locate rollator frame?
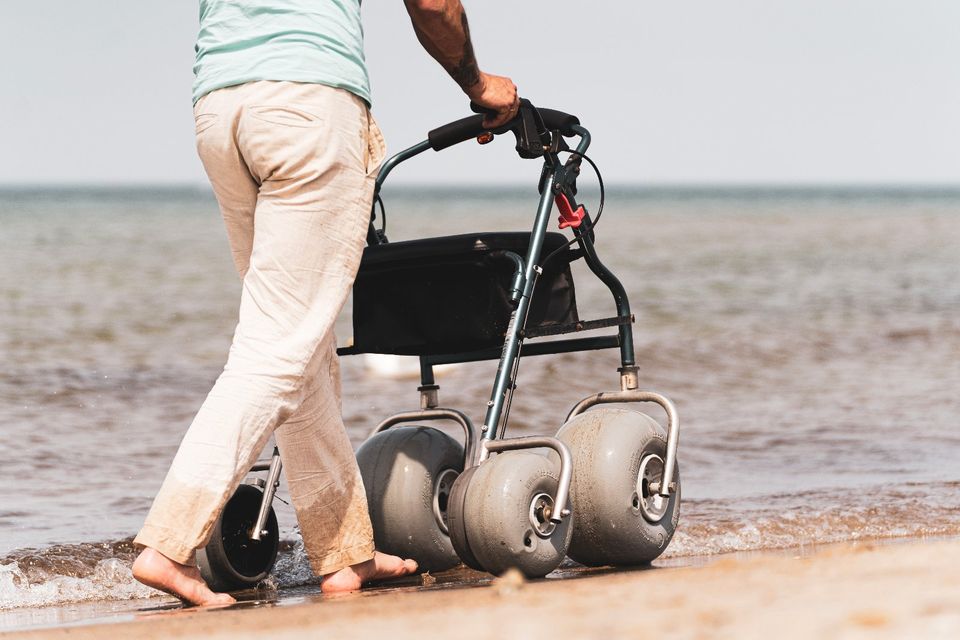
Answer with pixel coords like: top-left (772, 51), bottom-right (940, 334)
top-left (247, 100), bottom-right (680, 540)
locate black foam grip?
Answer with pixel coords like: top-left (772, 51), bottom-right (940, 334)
top-left (428, 114), bottom-right (487, 151)
top-left (426, 107), bottom-right (581, 152)
top-left (538, 108), bottom-right (580, 137)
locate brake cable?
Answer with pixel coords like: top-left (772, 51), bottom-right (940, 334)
top-left (374, 192), bottom-right (387, 238)
top-left (538, 149), bottom-right (606, 270)
top-left (504, 149), bottom-right (604, 437)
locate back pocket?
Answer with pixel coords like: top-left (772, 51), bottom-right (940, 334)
top-left (194, 113), bottom-right (218, 135)
top-left (248, 105), bottom-right (323, 128)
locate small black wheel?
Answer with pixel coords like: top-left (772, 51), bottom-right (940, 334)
top-left (557, 407), bottom-right (680, 567)
top-left (197, 483), bottom-right (279, 591)
top-left (356, 426), bottom-right (464, 572)
top-left (459, 451), bottom-right (573, 578)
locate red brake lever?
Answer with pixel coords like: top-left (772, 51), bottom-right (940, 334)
top-left (555, 192), bottom-right (585, 229)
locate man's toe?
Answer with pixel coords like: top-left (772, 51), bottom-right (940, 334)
top-left (210, 592), bottom-right (237, 606)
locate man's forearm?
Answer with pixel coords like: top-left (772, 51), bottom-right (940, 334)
top-left (404, 0), bottom-right (482, 96)
top-left (404, 0), bottom-right (518, 127)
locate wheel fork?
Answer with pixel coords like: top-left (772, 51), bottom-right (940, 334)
top-left (566, 388), bottom-right (680, 499)
top-left (479, 436), bottom-right (573, 524)
top-left (248, 447), bottom-right (282, 541)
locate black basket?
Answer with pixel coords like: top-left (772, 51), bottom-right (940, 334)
top-left (352, 232), bottom-right (579, 355)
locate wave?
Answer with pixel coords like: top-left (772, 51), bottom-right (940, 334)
top-left (3, 481), bottom-right (959, 611)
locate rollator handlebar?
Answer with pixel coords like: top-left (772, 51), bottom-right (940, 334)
top-left (427, 113), bottom-right (493, 152)
top-left (427, 98), bottom-right (581, 153)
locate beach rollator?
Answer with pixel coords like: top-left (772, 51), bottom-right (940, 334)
top-left (197, 99), bottom-right (682, 588)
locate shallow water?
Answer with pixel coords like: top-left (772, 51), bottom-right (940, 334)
top-left (1, 185), bottom-right (959, 611)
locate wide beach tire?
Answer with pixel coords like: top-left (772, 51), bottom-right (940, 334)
top-left (356, 426), bottom-right (464, 573)
top-left (446, 465), bottom-right (484, 571)
top-left (557, 407), bottom-right (680, 567)
top-left (458, 451), bottom-right (572, 578)
top-left (197, 483), bottom-right (280, 592)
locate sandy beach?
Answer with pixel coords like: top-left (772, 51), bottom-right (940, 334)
top-left (4, 537), bottom-right (958, 639)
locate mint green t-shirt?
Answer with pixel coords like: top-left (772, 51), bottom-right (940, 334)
top-left (192, 0), bottom-right (370, 105)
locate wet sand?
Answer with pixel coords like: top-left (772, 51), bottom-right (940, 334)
top-left (5, 537), bottom-right (959, 639)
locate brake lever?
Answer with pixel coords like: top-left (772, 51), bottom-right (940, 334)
top-left (514, 107), bottom-right (546, 159)
top-left (469, 99), bottom-right (551, 159)
top-left (563, 152), bottom-right (581, 196)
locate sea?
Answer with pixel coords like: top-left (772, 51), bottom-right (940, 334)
top-left (1, 185), bottom-right (958, 619)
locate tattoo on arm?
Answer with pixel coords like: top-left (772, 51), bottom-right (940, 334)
top-left (448, 10), bottom-right (480, 90)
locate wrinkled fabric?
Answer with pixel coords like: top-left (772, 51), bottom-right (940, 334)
top-left (135, 80), bottom-right (385, 576)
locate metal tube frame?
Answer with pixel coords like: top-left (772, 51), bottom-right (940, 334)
top-left (367, 140), bottom-right (432, 245)
top-left (480, 176), bottom-right (556, 442)
top-left (249, 447), bottom-right (282, 541)
top-left (566, 390), bottom-right (680, 498)
top-left (480, 436), bottom-right (572, 523)
top-left (371, 408), bottom-right (479, 469)
top-left (361, 135), bottom-right (581, 522)
top-left (566, 124), bottom-right (636, 368)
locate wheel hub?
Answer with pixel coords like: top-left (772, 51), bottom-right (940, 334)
top-left (635, 453), bottom-right (669, 523)
top-left (529, 493), bottom-right (557, 537)
top-left (433, 468), bottom-right (459, 534)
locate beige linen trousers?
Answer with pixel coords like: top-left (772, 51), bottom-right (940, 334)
top-left (134, 81), bottom-right (385, 576)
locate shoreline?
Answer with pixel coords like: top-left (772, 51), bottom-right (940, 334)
top-left (4, 536), bottom-right (959, 639)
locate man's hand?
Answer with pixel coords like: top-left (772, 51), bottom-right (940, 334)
top-left (467, 72), bottom-right (519, 128)
top-left (405, 0), bottom-right (519, 128)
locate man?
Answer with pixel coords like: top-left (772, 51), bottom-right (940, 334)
top-left (131, 0), bottom-right (519, 606)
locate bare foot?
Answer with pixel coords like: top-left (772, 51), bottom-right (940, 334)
top-left (132, 547), bottom-right (236, 606)
top-left (321, 552), bottom-right (418, 594)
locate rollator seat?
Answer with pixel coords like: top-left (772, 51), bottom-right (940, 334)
top-left (352, 232), bottom-right (580, 356)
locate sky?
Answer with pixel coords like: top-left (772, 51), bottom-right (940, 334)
top-left (0, 1), bottom-right (958, 186)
